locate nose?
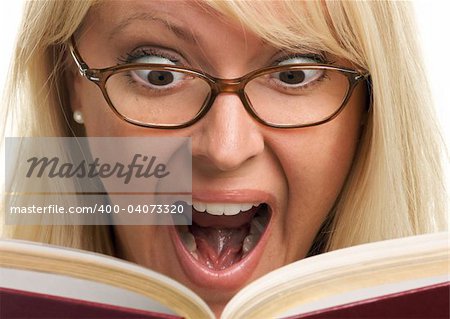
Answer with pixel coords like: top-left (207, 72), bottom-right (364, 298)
top-left (192, 93), bottom-right (264, 172)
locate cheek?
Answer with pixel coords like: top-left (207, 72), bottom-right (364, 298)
top-left (78, 80), bottom-right (133, 136)
top-left (295, 125), bottom-right (358, 203)
top-left (275, 88), bottom-right (364, 220)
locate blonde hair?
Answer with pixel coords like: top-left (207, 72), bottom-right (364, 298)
top-left (1, 0), bottom-right (447, 254)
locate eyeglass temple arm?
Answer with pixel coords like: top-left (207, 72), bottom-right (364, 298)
top-left (68, 36), bottom-right (101, 81)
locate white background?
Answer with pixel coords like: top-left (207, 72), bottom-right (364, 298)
top-left (0, 1), bottom-right (448, 198)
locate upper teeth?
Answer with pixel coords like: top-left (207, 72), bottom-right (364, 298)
top-left (192, 202), bottom-right (260, 216)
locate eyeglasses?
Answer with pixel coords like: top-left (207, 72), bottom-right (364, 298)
top-left (69, 37), bottom-right (369, 129)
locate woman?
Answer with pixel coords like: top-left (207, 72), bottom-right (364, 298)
top-left (1, 0), bottom-right (447, 316)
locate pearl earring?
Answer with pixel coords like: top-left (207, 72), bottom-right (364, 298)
top-left (73, 110), bottom-right (84, 124)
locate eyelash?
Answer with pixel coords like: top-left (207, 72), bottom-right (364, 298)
top-left (117, 48), bottom-right (181, 65)
top-left (273, 52), bottom-right (330, 65)
top-left (117, 48), bottom-right (334, 69)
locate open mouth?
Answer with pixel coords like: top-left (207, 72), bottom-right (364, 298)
top-left (175, 202), bottom-right (271, 271)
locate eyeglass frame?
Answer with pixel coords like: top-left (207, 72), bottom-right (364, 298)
top-left (68, 36), bottom-right (370, 129)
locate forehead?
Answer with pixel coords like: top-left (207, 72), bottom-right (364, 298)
top-left (85, 0), bottom-right (253, 41)
top-left (82, 0), bottom-right (327, 48)
top-left (78, 0), bottom-right (354, 73)
top-left (80, 0), bottom-right (275, 73)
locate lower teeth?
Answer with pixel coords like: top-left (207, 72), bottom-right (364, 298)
top-left (242, 234), bottom-right (257, 254)
top-left (250, 215), bottom-right (266, 235)
top-left (178, 205), bottom-right (269, 264)
top-left (180, 231), bottom-right (197, 252)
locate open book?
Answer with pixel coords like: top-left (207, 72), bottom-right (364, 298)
top-left (1, 232), bottom-right (449, 319)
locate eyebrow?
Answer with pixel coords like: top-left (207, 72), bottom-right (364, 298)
top-left (108, 12), bottom-right (199, 44)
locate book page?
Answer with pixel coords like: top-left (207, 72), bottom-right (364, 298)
top-left (0, 239), bottom-right (214, 319)
top-left (222, 232), bottom-right (449, 319)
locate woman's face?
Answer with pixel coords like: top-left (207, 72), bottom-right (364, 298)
top-left (70, 0), bottom-right (366, 314)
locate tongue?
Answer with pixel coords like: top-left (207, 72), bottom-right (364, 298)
top-left (190, 224), bottom-right (249, 270)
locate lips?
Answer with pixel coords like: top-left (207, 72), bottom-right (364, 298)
top-left (170, 191), bottom-right (274, 290)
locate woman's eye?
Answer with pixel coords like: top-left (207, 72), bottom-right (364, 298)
top-left (275, 69), bottom-right (323, 87)
top-left (272, 56), bottom-right (324, 88)
top-left (129, 55), bottom-right (184, 89)
top-left (133, 69), bottom-right (183, 87)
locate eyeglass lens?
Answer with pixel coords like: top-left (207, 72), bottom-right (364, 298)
top-left (105, 67), bottom-right (349, 126)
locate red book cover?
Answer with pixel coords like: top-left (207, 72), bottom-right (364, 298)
top-left (2, 282), bottom-right (449, 319)
top-left (286, 282), bottom-right (450, 319)
top-left (0, 287), bottom-right (183, 319)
